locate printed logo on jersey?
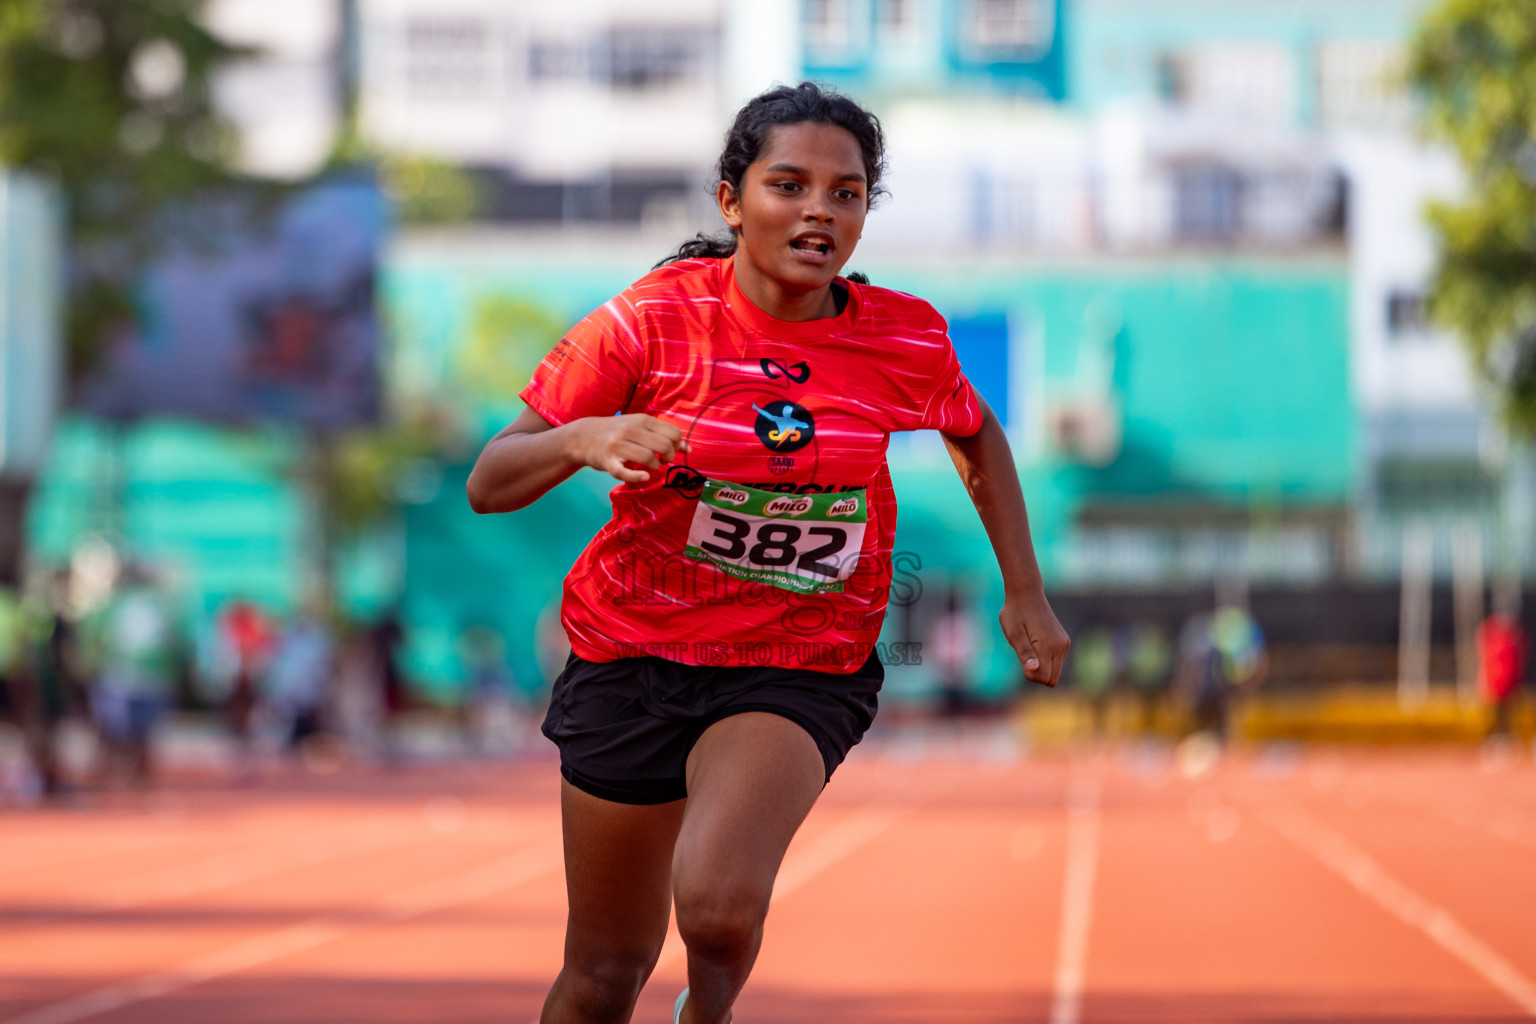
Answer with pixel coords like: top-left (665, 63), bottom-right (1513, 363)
top-left (760, 358), bottom-right (810, 383)
top-left (662, 465), bottom-right (707, 498)
top-left (753, 401), bottom-right (815, 453)
top-left (709, 357), bottom-right (811, 390)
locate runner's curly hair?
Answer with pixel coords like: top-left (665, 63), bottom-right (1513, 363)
top-left (656, 81), bottom-right (885, 276)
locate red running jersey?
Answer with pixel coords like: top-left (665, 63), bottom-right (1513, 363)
top-left (520, 256), bottom-right (983, 673)
top-left (1478, 615), bottom-right (1528, 702)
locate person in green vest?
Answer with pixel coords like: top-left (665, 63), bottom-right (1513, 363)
top-left (1118, 621), bottom-right (1173, 736)
top-left (0, 583), bottom-right (30, 798)
top-left (84, 563), bottom-right (184, 788)
top-left (1072, 626), bottom-right (1118, 739)
top-left (15, 569), bottom-right (81, 799)
top-left (0, 583), bottom-right (25, 712)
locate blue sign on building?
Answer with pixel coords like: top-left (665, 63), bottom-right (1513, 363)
top-left (78, 177), bottom-right (390, 429)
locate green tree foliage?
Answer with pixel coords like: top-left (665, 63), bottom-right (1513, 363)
top-left (332, 408), bottom-right (468, 538)
top-left (379, 154), bottom-right (481, 225)
top-left (0, 0), bottom-right (247, 377)
top-left (1410, 0), bottom-right (1536, 435)
top-left (456, 296), bottom-right (565, 405)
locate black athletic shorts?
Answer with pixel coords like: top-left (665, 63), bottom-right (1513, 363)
top-left (542, 649), bottom-right (884, 805)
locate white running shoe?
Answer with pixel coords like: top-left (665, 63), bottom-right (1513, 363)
top-left (673, 988), bottom-right (689, 1024)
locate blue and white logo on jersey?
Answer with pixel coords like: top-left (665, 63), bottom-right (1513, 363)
top-left (753, 401), bottom-right (815, 453)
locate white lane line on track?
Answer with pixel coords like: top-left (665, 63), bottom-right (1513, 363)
top-left (1050, 776), bottom-right (1102, 1024)
top-left (0, 835), bottom-right (186, 880)
top-left (650, 804), bottom-right (909, 973)
top-left (770, 805), bottom-right (908, 905)
top-left (0, 840), bottom-right (563, 1024)
top-left (1376, 786), bottom-right (1536, 858)
top-left (1262, 806), bottom-right (1536, 1018)
top-left (31, 820), bottom-right (422, 919)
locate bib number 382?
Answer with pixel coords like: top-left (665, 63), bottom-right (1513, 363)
top-left (683, 480), bottom-right (868, 594)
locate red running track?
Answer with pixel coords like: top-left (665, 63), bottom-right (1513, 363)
top-left (3, 736), bottom-right (1536, 1023)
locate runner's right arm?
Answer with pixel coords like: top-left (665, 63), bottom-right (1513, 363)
top-left (466, 408), bottom-right (688, 514)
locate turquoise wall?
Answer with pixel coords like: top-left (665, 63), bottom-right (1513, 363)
top-left (872, 257), bottom-right (1354, 506)
top-left (30, 419), bottom-right (301, 615)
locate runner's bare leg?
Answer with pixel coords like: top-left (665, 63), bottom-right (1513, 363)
top-left (541, 781), bottom-right (685, 1024)
top-left (673, 712), bottom-right (826, 1024)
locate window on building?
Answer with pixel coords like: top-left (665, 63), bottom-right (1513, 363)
top-left (877, 0), bottom-right (917, 39)
top-left (1317, 40), bottom-right (1410, 128)
top-left (1154, 52), bottom-right (1188, 103)
top-left (806, 0), bottom-right (854, 52)
top-left (1376, 457), bottom-right (1497, 513)
top-left (968, 170), bottom-right (1035, 245)
top-left (1172, 164), bottom-right (1243, 242)
top-left (531, 28), bottom-right (715, 90)
top-left (806, 0), bottom-right (872, 63)
top-left (962, 0), bottom-right (1053, 57)
top-left (608, 27), bottom-right (715, 89)
top-left (403, 17), bottom-right (493, 99)
top-left (1386, 290), bottom-right (1428, 337)
top-left (1243, 170), bottom-right (1342, 244)
top-left (1162, 42), bottom-right (1295, 122)
top-left (529, 39), bottom-right (587, 82)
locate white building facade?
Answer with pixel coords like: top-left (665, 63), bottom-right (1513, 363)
top-left (353, 0), bottom-right (728, 224)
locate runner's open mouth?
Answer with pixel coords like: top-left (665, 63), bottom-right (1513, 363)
top-left (791, 238), bottom-right (832, 255)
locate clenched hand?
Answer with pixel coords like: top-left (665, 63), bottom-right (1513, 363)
top-left (570, 414), bottom-right (689, 484)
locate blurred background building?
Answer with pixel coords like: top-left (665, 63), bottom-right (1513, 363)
top-left (12, 0), bottom-right (1524, 718)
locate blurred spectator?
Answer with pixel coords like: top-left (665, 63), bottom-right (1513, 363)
top-left (0, 583), bottom-right (25, 729)
top-left (265, 608), bottom-right (334, 753)
top-left (83, 563), bottom-right (185, 788)
top-left (332, 621), bottom-right (386, 761)
top-left (926, 589), bottom-right (979, 719)
top-left (535, 599), bottom-right (571, 689)
top-left (1477, 603), bottom-right (1528, 738)
top-left (0, 582), bottom-right (36, 800)
top-left (216, 599), bottom-right (275, 779)
top-left (1176, 610), bottom-right (1221, 737)
top-left (369, 607), bottom-right (408, 738)
top-left (20, 570), bottom-right (82, 797)
top-left (1213, 604), bottom-right (1268, 691)
top-left (1178, 603), bottom-right (1268, 741)
top-left (1117, 621), bottom-right (1172, 735)
top-left (1072, 626), bottom-right (1118, 737)
top-left (459, 624), bottom-right (519, 754)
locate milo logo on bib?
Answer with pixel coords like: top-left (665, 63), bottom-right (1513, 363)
top-left (827, 497), bottom-right (860, 517)
top-left (763, 496), bottom-right (813, 517)
top-left (684, 480), bottom-right (868, 594)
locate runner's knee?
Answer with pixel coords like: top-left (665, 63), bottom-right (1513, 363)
top-left (563, 951), bottom-right (654, 1021)
top-left (673, 882), bottom-right (768, 962)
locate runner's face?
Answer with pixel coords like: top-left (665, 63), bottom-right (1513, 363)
top-left (720, 122), bottom-right (868, 297)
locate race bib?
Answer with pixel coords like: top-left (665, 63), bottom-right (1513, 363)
top-left (684, 480), bottom-right (868, 594)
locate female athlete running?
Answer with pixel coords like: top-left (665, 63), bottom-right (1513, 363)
top-left (467, 82), bottom-right (1069, 1024)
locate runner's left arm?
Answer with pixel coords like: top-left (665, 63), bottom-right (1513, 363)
top-left (940, 399), bottom-right (1070, 687)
